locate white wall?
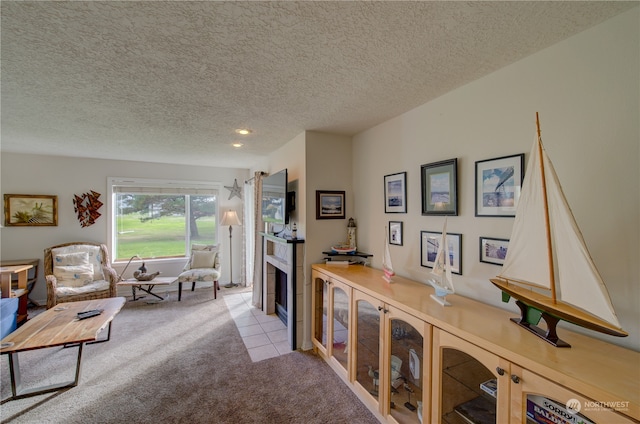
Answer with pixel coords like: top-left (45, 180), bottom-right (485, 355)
top-left (1, 152), bottom-right (249, 303)
top-left (353, 8), bottom-right (639, 350)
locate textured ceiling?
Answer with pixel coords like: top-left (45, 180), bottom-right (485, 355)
top-left (1, 1), bottom-right (635, 168)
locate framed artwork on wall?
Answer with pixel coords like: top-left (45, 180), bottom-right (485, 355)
top-left (421, 159), bottom-right (458, 215)
top-left (389, 221), bottom-right (403, 246)
top-left (384, 172), bottom-right (407, 213)
top-left (475, 153), bottom-right (525, 217)
top-left (479, 236), bottom-right (509, 266)
top-left (4, 194), bottom-right (58, 226)
top-left (316, 190), bottom-right (345, 220)
top-left (420, 230), bottom-right (462, 275)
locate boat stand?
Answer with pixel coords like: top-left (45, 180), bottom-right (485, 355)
top-left (512, 300), bottom-right (571, 348)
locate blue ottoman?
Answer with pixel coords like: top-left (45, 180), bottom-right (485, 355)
top-left (1, 297), bottom-right (19, 339)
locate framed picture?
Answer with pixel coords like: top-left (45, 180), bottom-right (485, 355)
top-left (420, 230), bottom-right (462, 275)
top-left (389, 221), bottom-right (403, 246)
top-left (479, 236), bottom-right (509, 266)
top-left (4, 194), bottom-right (58, 226)
top-left (475, 153), bottom-right (525, 217)
top-left (421, 158), bottom-right (458, 215)
top-left (384, 172), bottom-right (407, 213)
top-left (316, 190), bottom-right (345, 220)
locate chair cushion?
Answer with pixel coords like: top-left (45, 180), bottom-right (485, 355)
top-left (177, 268), bottom-right (221, 283)
top-left (191, 250), bottom-right (216, 269)
top-left (52, 245), bottom-right (105, 280)
top-left (53, 264), bottom-right (94, 287)
top-left (183, 244), bottom-right (220, 271)
top-left (54, 252), bottom-right (89, 266)
top-left (55, 279), bottom-right (110, 296)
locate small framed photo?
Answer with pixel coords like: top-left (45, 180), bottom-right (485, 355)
top-left (4, 194), bottom-right (58, 226)
top-left (316, 190), bottom-right (345, 220)
top-left (420, 230), bottom-right (462, 275)
top-left (384, 172), bottom-right (407, 213)
top-left (389, 221), bottom-right (403, 246)
top-left (475, 153), bottom-right (525, 217)
top-left (421, 158), bottom-right (458, 215)
top-left (479, 236), bottom-right (509, 266)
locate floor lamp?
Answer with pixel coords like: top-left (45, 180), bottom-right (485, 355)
top-left (221, 210), bottom-right (242, 288)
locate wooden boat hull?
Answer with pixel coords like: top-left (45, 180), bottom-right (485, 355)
top-left (490, 278), bottom-right (628, 338)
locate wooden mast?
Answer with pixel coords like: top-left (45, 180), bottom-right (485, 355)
top-left (536, 112), bottom-right (557, 303)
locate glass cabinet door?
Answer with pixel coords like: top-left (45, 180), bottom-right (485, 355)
top-left (512, 365), bottom-right (637, 424)
top-left (330, 284), bottom-right (350, 372)
top-left (354, 291), bottom-right (383, 405)
top-left (432, 328), bottom-right (508, 424)
top-left (386, 307), bottom-right (429, 424)
top-left (312, 275), bottom-right (329, 353)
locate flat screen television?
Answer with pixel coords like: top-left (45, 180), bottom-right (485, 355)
top-left (262, 169), bottom-right (294, 226)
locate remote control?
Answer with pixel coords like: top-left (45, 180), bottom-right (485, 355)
top-left (77, 309), bottom-right (103, 320)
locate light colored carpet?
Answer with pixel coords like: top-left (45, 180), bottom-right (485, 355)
top-left (1, 287), bottom-right (379, 423)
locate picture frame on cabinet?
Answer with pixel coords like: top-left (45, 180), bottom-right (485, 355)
top-left (384, 172), bottom-right (407, 213)
top-left (475, 153), bottom-right (525, 217)
top-left (4, 194), bottom-right (58, 226)
top-left (316, 190), bottom-right (345, 220)
top-left (479, 236), bottom-right (509, 266)
top-left (389, 221), bottom-right (403, 246)
top-left (420, 230), bottom-right (462, 274)
top-left (421, 159), bottom-right (458, 215)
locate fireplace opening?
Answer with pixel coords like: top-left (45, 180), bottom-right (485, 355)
top-left (275, 268), bottom-right (287, 326)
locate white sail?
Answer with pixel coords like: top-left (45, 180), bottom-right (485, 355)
top-left (499, 136), bottom-right (621, 328)
top-left (429, 218), bottom-right (454, 294)
top-left (383, 226), bottom-right (394, 281)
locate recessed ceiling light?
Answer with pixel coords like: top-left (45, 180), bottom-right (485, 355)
top-left (232, 142), bottom-right (243, 148)
top-left (235, 129), bottom-right (251, 135)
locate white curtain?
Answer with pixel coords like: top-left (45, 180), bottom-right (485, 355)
top-left (243, 172), bottom-right (264, 308)
top-left (242, 180), bottom-right (253, 288)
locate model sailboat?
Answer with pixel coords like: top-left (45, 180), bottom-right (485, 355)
top-left (490, 113), bottom-right (627, 347)
top-left (428, 218), bottom-right (455, 306)
top-left (382, 226), bottom-right (395, 282)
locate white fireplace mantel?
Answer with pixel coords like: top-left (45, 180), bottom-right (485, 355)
top-left (261, 233), bottom-right (305, 350)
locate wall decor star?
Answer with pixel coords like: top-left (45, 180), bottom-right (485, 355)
top-left (225, 178), bottom-right (243, 200)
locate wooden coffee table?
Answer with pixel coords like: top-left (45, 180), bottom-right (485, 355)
top-left (117, 277), bottom-right (176, 301)
top-left (0, 297), bottom-right (125, 401)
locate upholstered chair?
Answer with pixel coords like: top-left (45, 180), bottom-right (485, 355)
top-left (177, 244), bottom-right (221, 300)
top-left (44, 242), bottom-right (117, 309)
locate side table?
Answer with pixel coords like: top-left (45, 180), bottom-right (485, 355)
top-left (0, 264), bottom-right (33, 325)
top-left (117, 277), bottom-right (176, 301)
top-left (0, 259), bottom-right (39, 307)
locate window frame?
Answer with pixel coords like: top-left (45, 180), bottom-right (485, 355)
top-left (107, 177), bottom-right (222, 264)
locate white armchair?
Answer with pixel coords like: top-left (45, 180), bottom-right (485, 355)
top-left (177, 244), bottom-right (221, 300)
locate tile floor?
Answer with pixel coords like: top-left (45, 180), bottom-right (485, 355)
top-left (223, 290), bottom-right (293, 362)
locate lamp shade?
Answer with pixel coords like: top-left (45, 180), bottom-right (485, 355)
top-left (221, 210), bottom-right (241, 226)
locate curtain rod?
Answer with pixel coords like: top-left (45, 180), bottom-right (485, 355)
top-left (245, 171), bottom-right (266, 184)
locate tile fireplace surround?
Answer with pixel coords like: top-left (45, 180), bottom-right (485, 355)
top-left (262, 233), bottom-right (305, 351)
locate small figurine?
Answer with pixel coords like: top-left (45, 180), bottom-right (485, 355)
top-left (133, 270), bottom-right (160, 281)
top-left (404, 382), bottom-right (416, 411)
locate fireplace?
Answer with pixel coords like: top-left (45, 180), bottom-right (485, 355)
top-left (275, 268), bottom-right (287, 325)
top-left (262, 233), bottom-right (304, 350)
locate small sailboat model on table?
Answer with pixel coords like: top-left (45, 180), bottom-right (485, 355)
top-left (428, 218), bottom-right (455, 306)
top-left (490, 113), bottom-right (627, 347)
top-left (382, 226), bottom-right (395, 282)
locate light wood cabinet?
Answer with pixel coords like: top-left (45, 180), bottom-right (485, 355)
top-left (311, 273), bottom-right (352, 381)
top-left (311, 264), bottom-right (639, 424)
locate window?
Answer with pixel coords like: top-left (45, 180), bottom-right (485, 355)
top-left (109, 178), bottom-right (220, 262)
